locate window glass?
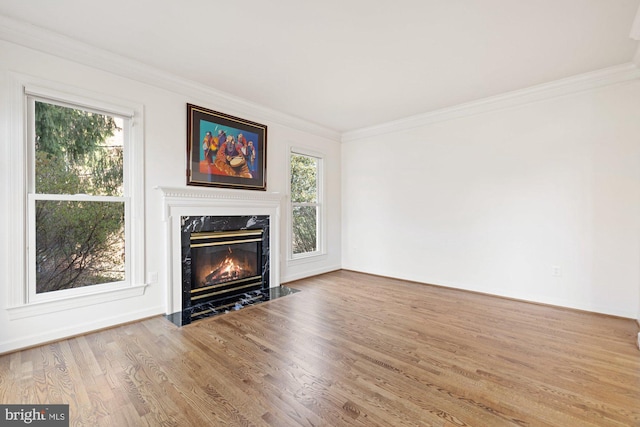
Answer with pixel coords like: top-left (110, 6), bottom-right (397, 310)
top-left (290, 152), bottom-right (321, 257)
top-left (291, 154), bottom-right (317, 203)
top-left (35, 200), bottom-right (125, 293)
top-left (292, 205), bottom-right (318, 255)
top-left (30, 98), bottom-right (128, 295)
top-left (35, 101), bottom-right (123, 196)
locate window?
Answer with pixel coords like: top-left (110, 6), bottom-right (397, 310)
top-left (21, 88), bottom-right (143, 305)
top-left (290, 150), bottom-right (323, 259)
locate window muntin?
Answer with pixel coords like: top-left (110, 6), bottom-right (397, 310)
top-left (290, 152), bottom-right (322, 258)
top-left (28, 96), bottom-right (130, 299)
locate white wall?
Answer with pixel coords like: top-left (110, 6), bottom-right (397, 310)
top-left (342, 80), bottom-right (640, 318)
top-left (0, 39), bottom-right (341, 353)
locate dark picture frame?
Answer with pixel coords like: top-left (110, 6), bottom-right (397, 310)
top-left (187, 104), bottom-right (267, 190)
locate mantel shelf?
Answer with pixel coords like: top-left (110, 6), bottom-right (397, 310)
top-left (156, 186), bottom-right (283, 203)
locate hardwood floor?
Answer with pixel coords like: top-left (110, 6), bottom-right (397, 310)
top-left (1, 270), bottom-right (639, 426)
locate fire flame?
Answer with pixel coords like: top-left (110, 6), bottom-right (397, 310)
top-left (202, 246), bottom-right (254, 285)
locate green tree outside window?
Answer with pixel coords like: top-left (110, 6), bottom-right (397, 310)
top-left (33, 101), bottom-right (126, 293)
top-left (291, 153), bottom-right (320, 255)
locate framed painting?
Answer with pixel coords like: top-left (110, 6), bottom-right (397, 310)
top-left (187, 104), bottom-right (267, 190)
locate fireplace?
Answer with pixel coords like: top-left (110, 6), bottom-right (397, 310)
top-left (158, 186), bottom-right (296, 327)
top-left (180, 215), bottom-right (270, 324)
top-left (190, 229), bottom-right (263, 308)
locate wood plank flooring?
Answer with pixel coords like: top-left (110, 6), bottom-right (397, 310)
top-left (1, 270), bottom-right (639, 426)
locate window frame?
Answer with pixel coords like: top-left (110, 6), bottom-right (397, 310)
top-left (288, 147), bottom-right (325, 262)
top-left (5, 78), bottom-right (146, 318)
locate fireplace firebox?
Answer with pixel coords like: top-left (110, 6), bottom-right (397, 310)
top-left (190, 229), bottom-right (263, 306)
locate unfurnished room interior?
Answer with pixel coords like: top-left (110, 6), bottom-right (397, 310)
top-left (1, 1), bottom-right (640, 426)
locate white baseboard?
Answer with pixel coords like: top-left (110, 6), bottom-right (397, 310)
top-left (281, 264), bottom-right (341, 285)
top-left (0, 305), bottom-right (165, 355)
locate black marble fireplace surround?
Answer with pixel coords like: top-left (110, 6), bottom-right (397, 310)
top-left (167, 214), bottom-right (298, 326)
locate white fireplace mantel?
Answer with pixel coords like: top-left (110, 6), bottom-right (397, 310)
top-left (156, 186), bottom-right (284, 314)
top-left (157, 186), bottom-right (284, 220)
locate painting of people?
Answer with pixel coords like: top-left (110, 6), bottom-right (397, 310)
top-left (187, 104), bottom-right (266, 190)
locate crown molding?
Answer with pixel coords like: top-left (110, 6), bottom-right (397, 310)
top-left (0, 14), bottom-right (341, 142)
top-left (342, 63), bottom-right (640, 143)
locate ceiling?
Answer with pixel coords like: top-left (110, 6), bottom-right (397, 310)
top-left (0, 0), bottom-right (639, 133)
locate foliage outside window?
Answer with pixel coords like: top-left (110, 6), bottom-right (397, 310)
top-left (30, 99), bottom-right (127, 295)
top-left (290, 152), bottom-right (321, 257)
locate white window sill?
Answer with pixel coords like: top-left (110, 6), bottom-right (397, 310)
top-left (6, 283), bottom-right (148, 320)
